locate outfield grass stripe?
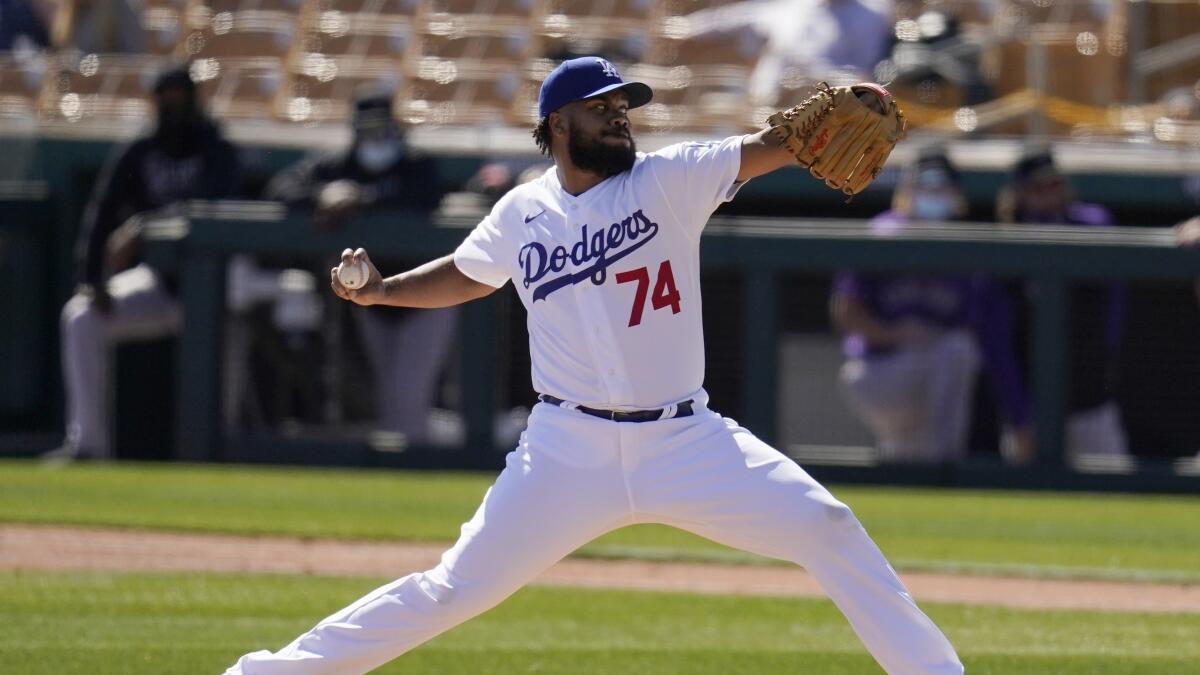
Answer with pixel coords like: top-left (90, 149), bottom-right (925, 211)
top-left (2, 570), bottom-right (1199, 674)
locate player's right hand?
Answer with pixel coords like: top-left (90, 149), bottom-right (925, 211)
top-left (331, 247), bottom-right (385, 306)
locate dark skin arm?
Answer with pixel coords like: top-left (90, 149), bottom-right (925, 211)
top-left (330, 249), bottom-right (496, 308)
top-left (737, 128), bottom-right (796, 183)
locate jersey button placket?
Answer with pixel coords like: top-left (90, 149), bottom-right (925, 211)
top-left (563, 203), bottom-right (615, 404)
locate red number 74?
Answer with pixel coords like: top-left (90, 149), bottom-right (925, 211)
top-left (615, 260), bottom-right (682, 327)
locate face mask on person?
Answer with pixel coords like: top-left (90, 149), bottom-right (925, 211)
top-left (355, 139), bottom-right (403, 173)
top-left (911, 192), bottom-right (957, 221)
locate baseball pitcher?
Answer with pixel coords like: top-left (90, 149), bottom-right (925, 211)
top-left (225, 57), bottom-right (959, 674)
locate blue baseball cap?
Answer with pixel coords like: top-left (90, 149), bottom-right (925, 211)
top-left (538, 56), bottom-right (653, 119)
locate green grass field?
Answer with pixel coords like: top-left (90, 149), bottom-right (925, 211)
top-left (3, 570), bottom-right (1197, 674)
top-left (2, 460), bottom-right (1199, 582)
top-left (3, 460), bottom-right (1199, 673)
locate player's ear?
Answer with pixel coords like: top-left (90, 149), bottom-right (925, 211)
top-left (550, 111), bottom-right (568, 138)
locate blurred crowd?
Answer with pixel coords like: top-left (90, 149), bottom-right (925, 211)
top-left (10, 0), bottom-right (1196, 466)
top-left (1, 0), bottom-right (1198, 138)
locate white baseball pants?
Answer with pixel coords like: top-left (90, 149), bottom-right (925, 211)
top-left (60, 264), bottom-right (182, 457)
top-left (354, 307), bottom-right (458, 442)
top-left (839, 330), bottom-right (981, 463)
top-left (226, 394), bottom-right (962, 674)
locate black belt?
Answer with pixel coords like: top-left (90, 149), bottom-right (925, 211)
top-left (538, 394), bottom-right (695, 423)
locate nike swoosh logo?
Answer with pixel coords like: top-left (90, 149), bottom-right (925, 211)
top-left (524, 210), bottom-right (546, 224)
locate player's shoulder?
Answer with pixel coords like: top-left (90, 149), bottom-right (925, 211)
top-left (636, 135), bottom-right (746, 173)
top-left (486, 168), bottom-right (555, 224)
top-left (643, 136), bottom-right (742, 161)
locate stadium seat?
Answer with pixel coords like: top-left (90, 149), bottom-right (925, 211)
top-left (536, 15), bottom-right (649, 62)
top-left (197, 60), bottom-right (287, 120)
top-left (38, 54), bottom-right (161, 122)
top-left (310, 0), bottom-right (422, 14)
top-left (425, 0), bottom-right (536, 21)
top-left (181, 7), bottom-right (298, 65)
top-left (280, 63), bottom-right (403, 121)
top-left (298, 9), bottom-right (413, 64)
top-left (140, 5), bottom-right (187, 56)
top-left (414, 14), bottom-right (532, 61)
top-left (541, 0), bottom-right (652, 22)
top-left (400, 58), bottom-right (523, 126)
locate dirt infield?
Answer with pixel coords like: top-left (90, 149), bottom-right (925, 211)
top-left (2, 524), bottom-right (1197, 613)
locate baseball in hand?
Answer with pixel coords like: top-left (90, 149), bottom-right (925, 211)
top-left (337, 259), bottom-right (371, 290)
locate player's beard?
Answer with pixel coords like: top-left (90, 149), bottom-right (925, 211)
top-left (567, 125), bottom-right (636, 178)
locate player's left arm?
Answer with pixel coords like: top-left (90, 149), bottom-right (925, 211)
top-left (736, 130), bottom-right (796, 183)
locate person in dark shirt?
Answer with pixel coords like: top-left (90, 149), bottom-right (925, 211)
top-left (266, 88), bottom-right (442, 229)
top-left (48, 65), bottom-right (239, 462)
top-left (832, 149), bottom-right (1031, 462)
top-left (997, 148), bottom-right (1129, 461)
top-left (265, 88), bottom-right (453, 444)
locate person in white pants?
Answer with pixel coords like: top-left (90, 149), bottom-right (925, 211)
top-left (353, 307), bottom-right (457, 440)
top-left (264, 88), bottom-right (452, 443)
top-left (58, 264), bottom-right (182, 459)
top-left (49, 65), bottom-right (240, 461)
top-left (832, 150), bottom-right (1029, 463)
top-left (226, 57), bottom-right (962, 674)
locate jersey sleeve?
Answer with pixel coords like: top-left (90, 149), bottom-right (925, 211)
top-left (649, 135), bottom-right (746, 237)
top-left (453, 211), bottom-right (511, 288)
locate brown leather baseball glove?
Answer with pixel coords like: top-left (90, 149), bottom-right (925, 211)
top-left (766, 82), bottom-right (907, 196)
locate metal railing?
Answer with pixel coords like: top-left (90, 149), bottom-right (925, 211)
top-left (140, 201), bottom-right (1200, 489)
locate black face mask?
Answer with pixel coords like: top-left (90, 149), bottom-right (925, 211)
top-left (155, 102), bottom-right (203, 155)
top-left (566, 123), bottom-right (636, 178)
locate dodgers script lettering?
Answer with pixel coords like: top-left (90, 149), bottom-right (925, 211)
top-left (519, 209), bottom-right (660, 302)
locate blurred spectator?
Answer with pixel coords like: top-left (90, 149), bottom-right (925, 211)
top-left (831, 149), bottom-right (1031, 462)
top-left (877, 8), bottom-right (993, 108)
top-left (0, 0), bottom-right (52, 50)
top-left (685, 0), bottom-right (894, 106)
top-left (463, 161), bottom-right (516, 206)
top-left (997, 148), bottom-right (1130, 461)
top-left (266, 88), bottom-right (453, 444)
top-left (47, 65), bottom-right (239, 462)
top-left (462, 158), bottom-right (553, 206)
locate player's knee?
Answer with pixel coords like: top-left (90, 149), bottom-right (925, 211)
top-left (797, 488), bottom-right (860, 535)
top-left (61, 294), bottom-right (95, 333)
top-left (406, 567), bottom-right (496, 624)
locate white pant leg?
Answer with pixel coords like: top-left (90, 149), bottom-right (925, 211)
top-left (355, 308), bottom-right (458, 441)
top-left (1067, 401), bottom-right (1129, 459)
top-left (225, 404), bottom-right (633, 675)
top-left (60, 264), bottom-right (181, 456)
top-left (840, 351), bottom-right (934, 461)
top-left (924, 331), bottom-right (981, 462)
top-left (631, 410), bottom-right (962, 675)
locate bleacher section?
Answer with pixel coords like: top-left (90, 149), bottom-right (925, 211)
top-left (0, 0), bottom-right (1198, 140)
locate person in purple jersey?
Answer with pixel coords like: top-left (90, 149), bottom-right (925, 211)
top-left (997, 148), bottom-right (1130, 462)
top-left (832, 149), bottom-right (1033, 462)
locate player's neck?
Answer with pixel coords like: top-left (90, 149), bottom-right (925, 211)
top-left (554, 162), bottom-right (608, 197)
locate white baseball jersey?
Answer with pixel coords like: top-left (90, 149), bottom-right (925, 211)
top-left (228, 128), bottom-right (963, 675)
top-left (454, 135), bottom-right (747, 409)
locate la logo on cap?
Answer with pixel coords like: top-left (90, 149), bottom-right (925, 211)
top-left (597, 58), bottom-right (620, 79)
